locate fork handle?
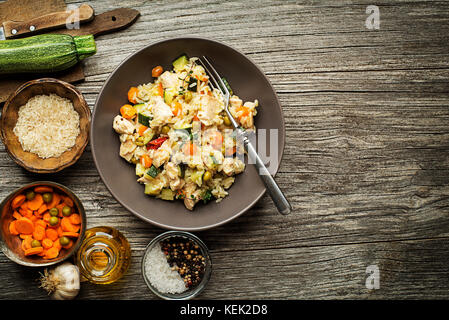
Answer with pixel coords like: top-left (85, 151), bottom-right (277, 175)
top-left (244, 140), bottom-right (292, 215)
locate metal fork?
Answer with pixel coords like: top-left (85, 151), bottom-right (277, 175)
top-left (198, 56), bottom-right (292, 215)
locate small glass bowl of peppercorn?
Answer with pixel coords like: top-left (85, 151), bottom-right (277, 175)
top-left (141, 231), bottom-right (212, 300)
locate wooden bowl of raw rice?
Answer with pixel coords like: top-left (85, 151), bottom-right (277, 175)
top-left (0, 78), bottom-right (90, 173)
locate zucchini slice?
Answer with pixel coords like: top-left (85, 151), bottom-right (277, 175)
top-left (172, 54), bottom-right (189, 71)
top-left (164, 88), bottom-right (176, 104)
top-left (138, 111), bottom-right (152, 127)
top-left (146, 165), bottom-right (159, 178)
top-left (187, 77), bottom-right (197, 92)
top-left (221, 77), bottom-right (233, 96)
top-left (159, 188), bottom-right (175, 201)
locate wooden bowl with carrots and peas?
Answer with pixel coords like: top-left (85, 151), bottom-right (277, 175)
top-left (0, 181), bottom-right (86, 267)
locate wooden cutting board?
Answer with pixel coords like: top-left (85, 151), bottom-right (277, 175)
top-left (0, 0), bottom-right (86, 103)
top-left (0, 1), bottom-right (140, 104)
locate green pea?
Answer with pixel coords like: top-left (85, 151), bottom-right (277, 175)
top-left (59, 236), bottom-right (70, 246)
top-left (135, 136), bottom-right (145, 147)
top-left (161, 125), bottom-right (170, 135)
top-left (25, 191), bottom-right (35, 201)
top-left (42, 193), bottom-right (53, 204)
top-left (31, 240), bottom-right (41, 248)
top-left (203, 171), bottom-right (212, 182)
top-left (62, 206), bottom-right (72, 217)
top-left (49, 216), bottom-right (59, 226)
top-left (184, 91), bottom-right (193, 103)
top-left (223, 115), bottom-right (232, 126)
top-left (49, 207), bottom-right (59, 217)
top-left (131, 156), bottom-right (139, 164)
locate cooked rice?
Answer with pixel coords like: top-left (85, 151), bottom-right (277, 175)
top-left (13, 94), bottom-right (80, 159)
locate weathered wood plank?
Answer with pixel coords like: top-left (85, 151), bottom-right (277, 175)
top-left (1, 0), bottom-right (449, 299)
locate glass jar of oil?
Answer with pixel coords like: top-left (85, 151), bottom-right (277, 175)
top-left (76, 226), bottom-right (131, 284)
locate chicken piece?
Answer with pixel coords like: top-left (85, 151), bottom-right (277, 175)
top-left (229, 96), bottom-right (243, 109)
top-left (152, 139), bottom-right (171, 168)
top-left (170, 178), bottom-right (185, 191)
top-left (184, 198), bottom-right (196, 210)
top-left (150, 96), bottom-right (173, 127)
top-left (183, 187), bottom-right (202, 210)
top-left (165, 162), bottom-right (185, 191)
top-left (159, 71), bottom-right (180, 89)
top-left (197, 95), bottom-right (223, 126)
top-left (221, 157), bottom-right (245, 176)
top-left (113, 115), bottom-right (135, 135)
top-left (165, 162), bottom-right (179, 180)
top-left (119, 139), bottom-right (137, 162)
top-left (238, 100), bottom-right (259, 128)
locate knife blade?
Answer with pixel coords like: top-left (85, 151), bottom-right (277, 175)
top-left (0, 4), bottom-right (94, 40)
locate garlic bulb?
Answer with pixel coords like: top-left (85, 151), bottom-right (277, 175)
top-left (39, 262), bottom-right (80, 300)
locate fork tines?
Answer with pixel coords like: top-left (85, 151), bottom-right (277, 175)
top-left (198, 56), bottom-right (229, 98)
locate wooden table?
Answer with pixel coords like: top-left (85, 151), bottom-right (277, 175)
top-left (1, 0), bottom-right (449, 300)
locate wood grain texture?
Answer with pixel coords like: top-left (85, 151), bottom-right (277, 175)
top-left (1, 0), bottom-right (449, 299)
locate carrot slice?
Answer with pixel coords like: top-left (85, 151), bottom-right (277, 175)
top-left (62, 196), bottom-right (74, 208)
top-left (19, 208), bottom-right (33, 219)
top-left (37, 204), bottom-right (48, 215)
top-left (53, 239), bottom-right (62, 250)
top-left (13, 211), bottom-right (22, 220)
top-left (32, 225), bottom-right (46, 241)
top-left (138, 125), bottom-right (148, 136)
top-left (45, 228), bottom-right (59, 241)
top-left (11, 194), bottom-right (26, 209)
top-left (69, 213), bottom-right (81, 225)
top-left (47, 193), bottom-right (60, 209)
top-left (120, 104), bottom-right (137, 119)
top-left (57, 226), bottom-right (64, 237)
top-left (21, 236), bottom-right (32, 251)
top-left (27, 194), bottom-right (43, 211)
top-left (43, 212), bottom-right (51, 223)
top-left (128, 87), bottom-right (139, 104)
top-left (62, 240), bottom-right (74, 250)
top-left (34, 186), bottom-right (53, 193)
top-left (38, 249), bottom-right (47, 257)
top-left (61, 232), bottom-right (79, 238)
top-left (71, 224), bottom-right (80, 233)
top-left (35, 220), bottom-right (47, 229)
top-left (45, 247), bottom-right (59, 259)
top-left (157, 83), bottom-right (164, 97)
top-left (42, 238), bottom-right (53, 249)
top-left (56, 203), bottom-right (65, 216)
top-left (61, 217), bottom-right (77, 232)
top-left (15, 217), bottom-right (34, 235)
top-left (20, 234), bottom-right (31, 240)
top-left (9, 221), bottom-right (19, 235)
top-left (20, 202), bottom-right (29, 211)
top-left (25, 247), bottom-right (44, 256)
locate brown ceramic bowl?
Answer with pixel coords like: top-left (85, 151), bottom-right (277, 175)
top-left (91, 37), bottom-right (286, 231)
top-left (0, 181), bottom-right (86, 267)
top-left (0, 78), bottom-right (91, 173)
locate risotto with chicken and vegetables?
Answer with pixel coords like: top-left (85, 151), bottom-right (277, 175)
top-left (112, 54), bottom-right (258, 210)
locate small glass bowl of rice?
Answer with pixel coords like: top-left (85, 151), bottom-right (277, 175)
top-left (141, 231), bottom-right (212, 300)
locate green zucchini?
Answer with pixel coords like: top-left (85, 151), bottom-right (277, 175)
top-left (172, 53), bottom-right (189, 71)
top-left (146, 165), bottom-right (159, 178)
top-left (221, 77), bottom-right (233, 96)
top-left (164, 88), bottom-right (176, 104)
top-left (0, 34), bottom-right (96, 74)
top-left (191, 169), bottom-right (204, 187)
top-left (159, 188), bottom-right (175, 201)
top-left (187, 77), bottom-right (197, 92)
top-left (133, 103), bottom-right (146, 113)
top-left (144, 183), bottom-right (161, 196)
top-left (138, 111), bottom-right (153, 127)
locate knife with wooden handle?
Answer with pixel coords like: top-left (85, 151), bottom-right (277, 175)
top-left (0, 4), bottom-right (94, 40)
